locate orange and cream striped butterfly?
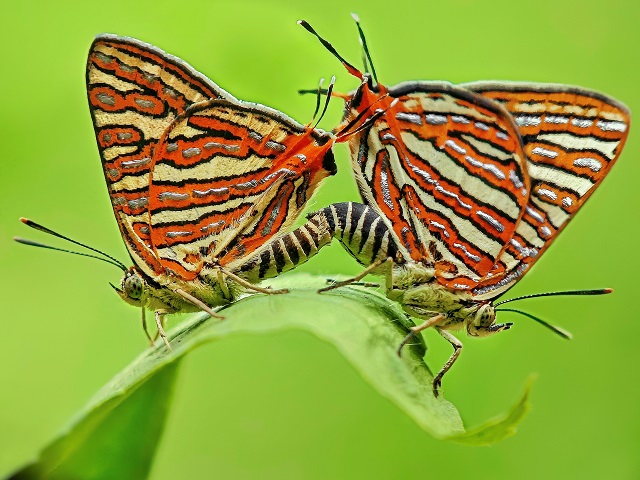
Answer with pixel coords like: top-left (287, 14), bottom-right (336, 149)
top-left (17, 35), bottom-right (337, 348)
top-left (295, 17), bottom-right (630, 395)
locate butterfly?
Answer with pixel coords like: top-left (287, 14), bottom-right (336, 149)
top-left (294, 16), bottom-right (631, 395)
top-left (16, 34), bottom-right (337, 348)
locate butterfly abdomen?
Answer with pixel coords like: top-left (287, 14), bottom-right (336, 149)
top-left (314, 202), bottom-right (399, 267)
top-left (237, 202), bottom-right (401, 282)
top-left (236, 215), bottom-right (333, 282)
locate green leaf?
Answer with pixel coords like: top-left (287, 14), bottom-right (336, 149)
top-left (449, 375), bottom-right (535, 446)
top-left (11, 274), bottom-right (532, 479)
top-left (11, 361), bottom-right (180, 480)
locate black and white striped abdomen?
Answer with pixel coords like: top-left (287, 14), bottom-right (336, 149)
top-left (318, 202), bottom-right (399, 267)
top-left (236, 202), bottom-right (399, 282)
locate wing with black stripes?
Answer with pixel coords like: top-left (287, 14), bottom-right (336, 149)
top-left (148, 99), bottom-right (336, 280)
top-left (463, 82), bottom-right (631, 298)
top-left (346, 82), bottom-right (530, 291)
top-left (87, 34), bottom-right (234, 277)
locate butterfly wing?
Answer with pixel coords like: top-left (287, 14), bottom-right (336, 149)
top-left (345, 82), bottom-right (530, 290)
top-left (86, 34), bottom-right (235, 277)
top-left (148, 99), bottom-right (336, 279)
top-left (461, 82), bottom-right (631, 298)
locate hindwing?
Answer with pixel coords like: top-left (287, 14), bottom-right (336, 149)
top-left (86, 34), bottom-right (235, 277)
top-left (88, 35), bottom-right (336, 283)
top-left (462, 82), bottom-right (631, 298)
top-left (148, 99), bottom-right (336, 279)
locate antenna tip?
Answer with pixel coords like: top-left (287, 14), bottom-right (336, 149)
top-left (351, 12), bottom-right (360, 22)
top-left (297, 19), bottom-right (313, 32)
top-left (19, 217), bottom-right (30, 224)
top-left (604, 288), bottom-right (614, 294)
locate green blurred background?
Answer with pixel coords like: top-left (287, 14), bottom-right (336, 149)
top-left (1, 0), bottom-right (638, 478)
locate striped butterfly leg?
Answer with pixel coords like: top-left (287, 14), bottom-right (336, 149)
top-left (172, 287), bottom-right (225, 320)
top-left (151, 288), bottom-right (226, 350)
top-left (433, 327), bottom-right (463, 398)
top-left (397, 313), bottom-right (446, 356)
top-left (399, 313), bottom-right (503, 397)
top-left (318, 256), bottom-right (393, 293)
top-left (237, 202), bottom-right (399, 287)
top-left (325, 279), bottom-right (380, 288)
top-left (141, 308), bottom-right (154, 346)
top-left (219, 267), bottom-right (290, 295)
top-left (433, 321), bottom-right (512, 397)
top-left (396, 313), bottom-right (471, 398)
top-left (210, 264), bottom-right (289, 297)
top-left (154, 309), bottom-right (173, 350)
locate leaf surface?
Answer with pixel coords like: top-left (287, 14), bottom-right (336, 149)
top-left (10, 274), bottom-right (531, 479)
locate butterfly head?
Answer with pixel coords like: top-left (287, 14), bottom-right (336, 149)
top-left (465, 302), bottom-right (505, 337)
top-left (346, 74), bottom-right (387, 115)
top-left (113, 267), bottom-right (150, 308)
top-left (393, 266), bottom-right (506, 335)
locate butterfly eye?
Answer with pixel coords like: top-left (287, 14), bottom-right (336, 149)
top-left (123, 274), bottom-right (144, 300)
top-left (474, 304), bottom-right (495, 328)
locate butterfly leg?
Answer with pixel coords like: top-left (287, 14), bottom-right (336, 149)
top-left (325, 279), bottom-right (379, 288)
top-left (154, 309), bottom-right (172, 350)
top-left (384, 257), bottom-right (396, 299)
top-left (397, 313), bottom-right (445, 356)
top-left (173, 288), bottom-right (225, 320)
top-left (216, 269), bottom-right (232, 301)
top-left (141, 308), bottom-right (154, 346)
top-left (319, 256), bottom-right (393, 293)
top-left (433, 327), bottom-right (463, 397)
top-left (220, 267), bottom-right (289, 295)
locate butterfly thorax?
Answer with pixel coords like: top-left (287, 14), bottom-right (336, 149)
top-left (391, 262), bottom-right (497, 336)
top-left (116, 266), bottom-right (234, 314)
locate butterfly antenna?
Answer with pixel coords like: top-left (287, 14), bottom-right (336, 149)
top-left (297, 20), bottom-right (364, 80)
top-left (351, 13), bottom-right (379, 85)
top-left (16, 217), bottom-right (127, 271)
top-left (495, 308), bottom-right (572, 340)
top-left (360, 46), bottom-right (369, 76)
top-left (313, 76), bottom-right (336, 128)
top-left (299, 87), bottom-right (330, 97)
top-left (14, 237), bottom-right (127, 271)
top-left (494, 288), bottom-right (613, 306)
top-left (310, 77), bottom-right (325, 122)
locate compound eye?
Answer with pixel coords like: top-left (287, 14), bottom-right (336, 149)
top-left (123, 274), bottom-right (143, 300)
top-left (475, 304), bottom-right (495, 327)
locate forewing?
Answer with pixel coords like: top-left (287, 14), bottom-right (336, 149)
top-left (346, 82), bottom-right (530, 290)
top-left (148, 100), bottom-right (336, 279)
top-left (86, 34), bottom-right (234, 276)
top-left (462, 82), bottom-right (630, 298)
